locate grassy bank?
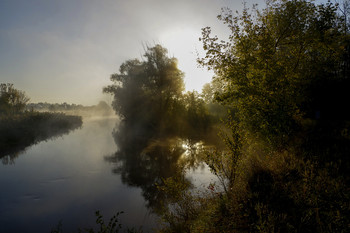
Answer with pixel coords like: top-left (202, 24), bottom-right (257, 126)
top-left (0, 111), bottom-right (82, 159)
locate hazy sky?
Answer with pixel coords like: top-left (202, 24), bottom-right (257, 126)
top-left (0, 0), bottom-right (270, 105)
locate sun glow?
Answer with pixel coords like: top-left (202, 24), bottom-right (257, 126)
top-left (159, 27), bottom-right (214, 93)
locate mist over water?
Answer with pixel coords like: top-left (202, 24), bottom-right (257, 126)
top-left (0, 116), bottom-right (218, 232)
top-left (0, 118), bottom-right (157, 232)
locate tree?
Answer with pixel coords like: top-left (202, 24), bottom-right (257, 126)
top-left (0, 83), bottom-right (30, 115)
top-left (104, 45), bottom-right (186, 137)
top-left (199, 0), bottom-right (350, 147)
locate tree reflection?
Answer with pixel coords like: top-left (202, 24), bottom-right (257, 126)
top-left (105, 120), bottom-right (205, 212)
top-left (1, 152), bottom-right (20, 165)
top-left (0, 112), bottom-right (82, 164)
top-left (103, 45), bottom-right (222, 213)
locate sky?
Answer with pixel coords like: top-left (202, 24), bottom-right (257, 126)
top-left (0, 0), bottom-right (268, 105)
top-left (0, 0), bottom-right (309, 105)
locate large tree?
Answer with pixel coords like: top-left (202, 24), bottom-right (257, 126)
top-left (104, 45), bottom-right (185, 136)
top-left (199, 0), bottom-right (350, 146)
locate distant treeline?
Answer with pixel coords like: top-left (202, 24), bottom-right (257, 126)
top-left (27, 101), bottom-right (114, 117)
top-left (27, 102), bottom-right (85, 111)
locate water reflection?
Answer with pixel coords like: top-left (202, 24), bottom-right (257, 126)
top-left (0, 118), bottom-right (82, 165)
top-left (105, 119), bottom-right (221, 213)
top-left (0, 118), bottom-right (158, 233)
top-left (1, 152), bottom-right (21, 165)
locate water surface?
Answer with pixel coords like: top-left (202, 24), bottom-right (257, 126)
top-left (0, 117), bottom-right (218, 233)
top-left (0, 117), bottom-right (157, 233)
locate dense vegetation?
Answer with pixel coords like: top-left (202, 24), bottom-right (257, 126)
top-left (103, 44), bottom-right (218, 140)
top-left (0, 84), bottom-right (82, 163)
top-left (156, 0), bottom-right (350, 232)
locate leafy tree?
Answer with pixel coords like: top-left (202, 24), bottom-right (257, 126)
top-left (0, 83), bottom-right (30, 115)
top-left (104, 44), bottom-right (217, 140)
top-left (199, 0), bottom-right (350, 147)
top-left (104, 45), bottom-right (185, 136)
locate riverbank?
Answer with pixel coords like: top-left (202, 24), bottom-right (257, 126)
top-left (0, 111), bottom-right (82, 159)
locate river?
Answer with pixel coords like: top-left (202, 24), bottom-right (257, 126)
top-left (0, 117), bottom-right (217, 233)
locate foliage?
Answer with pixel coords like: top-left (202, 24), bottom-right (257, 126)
top-left (156, 176), bottom-right (205, 233)
top-left (159, 151), bottom-right (349, 233)
top-left (50, 211), bottom-right (143, 233)
top-left (158, 1), bottom-right (350, 232)
top-left (104, 44), bottom-right (214, 139)
top-left (199, 0), bottom-right (350, 147)
top-left (100, 2), bottom-right (350, 232)
top-left (0, 83), bottom-right (30, 115)
top-left (205, 115), bottom-right (244, 193)
top-left (103, 45), bottom-right (184, 133)
top-left (80, 211), bottom-right (124, 233)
